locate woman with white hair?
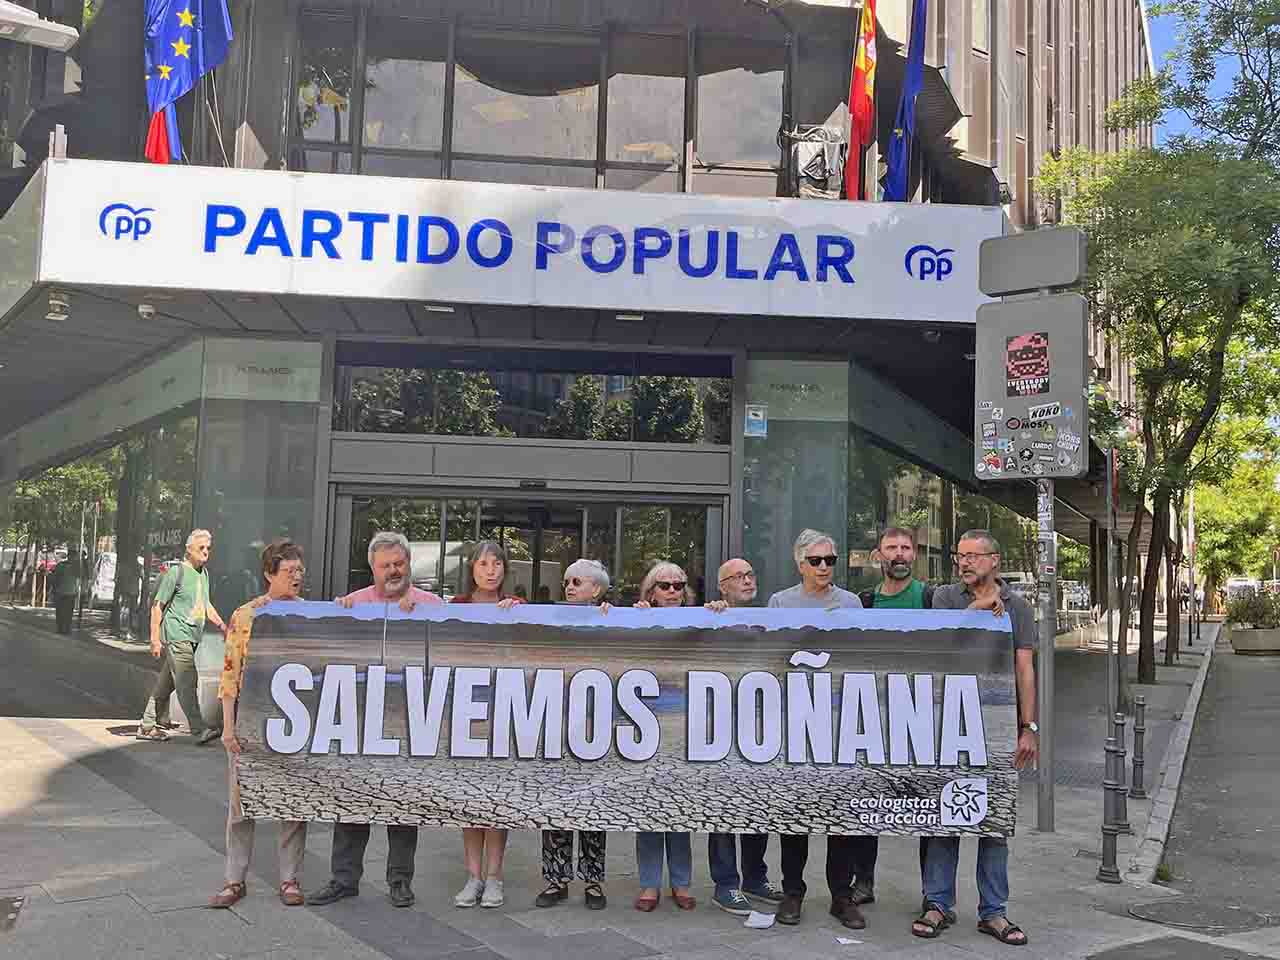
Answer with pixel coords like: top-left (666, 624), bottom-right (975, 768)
top-left (631, 560), bottom-right (696, 912)
top-left (535, 558), bottom-right (612, 911)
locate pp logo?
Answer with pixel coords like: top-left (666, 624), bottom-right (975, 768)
top-left (99, 203), bottom-right (154, 241)
top-left (905, 244), bottom-right (954, 281)
top-left (940, 777), bottom-right (989, 827)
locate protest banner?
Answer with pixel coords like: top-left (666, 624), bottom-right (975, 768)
top-left (233, 604), bottom-right (1019, 837)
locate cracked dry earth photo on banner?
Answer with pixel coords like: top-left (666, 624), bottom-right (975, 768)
top-left (233, 605), bottom-right (1018, 837)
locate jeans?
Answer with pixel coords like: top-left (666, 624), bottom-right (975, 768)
top-left (779, 834), bottom-right (866, 899)
top-left (921, 836), bottom-right (1009, 921)
top-left (330, 823), bottom-right (419, 889)
top-left (635, 831), bottom-right (692, 889)
top-left (140, 639), bottom-right (203, 735)
top-left (708, 833), bottom-right (768, 895)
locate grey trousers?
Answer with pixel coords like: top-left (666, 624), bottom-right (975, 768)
top-left (224, 757), bottom-right (307, 885)
top-left (140, 639), bottom-right (202, 734)
top-left (330, 822), bottom-right (418, 889)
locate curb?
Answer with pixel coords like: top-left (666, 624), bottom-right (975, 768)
top-left (1125, 628), bottom-right (1218, 882)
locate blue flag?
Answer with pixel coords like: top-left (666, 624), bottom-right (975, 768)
top-left (143, 0), bottom-right (233, 160)
top-left (883, 0), bottom-right (927, 202)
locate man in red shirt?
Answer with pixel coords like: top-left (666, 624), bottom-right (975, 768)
top-left (307, 531), bottom-right (442, 909)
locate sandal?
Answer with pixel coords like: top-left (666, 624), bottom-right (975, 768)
top-left (136, 726), bottom-right (169, 742)
top-left (209, 881), bottom-right (246, 909)
top-left (634, 890), bottom-right (660, 912)
top-left (584, 882), bottom-right (607, 911)
top-left (670, 888), bottom-right (696, 910)
top-left (912, 903), bottom-right (952, 939)
top-left (977, 917), bottom-right (1028, 946)
top-left (279, 879), bottom-right (304, 906)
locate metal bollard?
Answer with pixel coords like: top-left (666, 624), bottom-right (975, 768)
top-left (1097, 732), bottom-right (1123, 883)
top-left (1114, 713), bottom-right (1132, 834)
top-left (1129, 696), bottom-right (1147, 799)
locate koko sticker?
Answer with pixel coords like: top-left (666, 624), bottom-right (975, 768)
top-left (1026, 401), bottom-right (1062, 422)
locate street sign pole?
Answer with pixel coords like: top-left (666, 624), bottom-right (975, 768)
top-left (1036, 478), bottom-right (1057, 833)
top-left (976, 226), bottom-right (1091, 836)
top-left (1106, 447), bottom-right (1116, 726)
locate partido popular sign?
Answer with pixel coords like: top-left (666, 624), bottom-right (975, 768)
top-left (234, 604), bottom-right (1019, 837)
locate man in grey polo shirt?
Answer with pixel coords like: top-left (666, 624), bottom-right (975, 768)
top-left (913, 529), bottom-right (1038, 947)
top-left (767, 529), bottom-right (866, 931)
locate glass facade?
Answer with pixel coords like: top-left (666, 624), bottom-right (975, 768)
top-left (286, 11), bottom-right (786, 193)
top-left (333, 343), bottom-right (732, 445)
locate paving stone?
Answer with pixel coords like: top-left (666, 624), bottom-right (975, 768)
top-left (1087, 934), bottom-right (1277, 959)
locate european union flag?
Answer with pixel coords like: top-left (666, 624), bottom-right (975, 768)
top-left (143, 0), bottom-right (233, 163)
top-left (883, 0), bottom-right (927, 202)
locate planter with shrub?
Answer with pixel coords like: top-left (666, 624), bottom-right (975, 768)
top-left (1226, 592), bottom-right (1280, 655)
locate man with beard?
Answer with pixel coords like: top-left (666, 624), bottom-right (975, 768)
top-left (307, 531), bottom-right (443, 909)
top-left (851, 527), bottom-right (934, 910)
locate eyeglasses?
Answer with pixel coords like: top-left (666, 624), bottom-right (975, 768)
top-left (719, 571), bottom-right (756, 584)
top-left (804, 555), bottom-right (839, 568)
top-left (563, 576), bottom-right (589, 588)
top-left (955, 552), bottom-right (999, 564)
top-left (654, 581), bottom-right (687, 592)
top-left (277, 565), bottom-right (306, 577)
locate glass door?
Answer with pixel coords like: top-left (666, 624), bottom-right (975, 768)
top-left (336, 491), bottom-right (723, 605)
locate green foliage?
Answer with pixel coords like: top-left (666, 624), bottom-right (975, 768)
top-left (1226, 591), bottom-right (1280, 629)
top-left (631, 376), bottom-right (703, 444)
top-left (1192, 455), bottom-right (1280, 595)
top-left (343, 367), bottom-right (510, 438)
top-left (1057, 537), bottom-right (1091, 584)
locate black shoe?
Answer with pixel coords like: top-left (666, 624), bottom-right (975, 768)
top-left (920, 896), bottom-right (957, 925)
top-left (851, 881), bottom-right (875, 906)
top-left (830, 895), bottom-right (867, 930)
top-left (584, 882), bottom-right (607, 911)
top-left (388, 879), bottom-right (415, 907)
top-left (535, 883), bottom-right (568, 908)
top-left (306, 880), bottom-right (359, 906)
top-left (776, 893), bottom-right (803, 925)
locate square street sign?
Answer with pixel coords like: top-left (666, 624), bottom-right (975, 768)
top-left (974, 293), bottom-right (1089, 482)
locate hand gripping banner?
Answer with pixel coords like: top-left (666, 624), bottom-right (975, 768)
top-left (234, 604), bottom-right (1019, 837)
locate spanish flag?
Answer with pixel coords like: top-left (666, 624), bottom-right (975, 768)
top-left (845, 0), bottom-right (877, 200)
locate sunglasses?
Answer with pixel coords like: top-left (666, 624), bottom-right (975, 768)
top-left (654, 581), bottom-right (687, 592)
top-left (804, 555), bottom-right (839, 568)
top-left (563, 576), bottom-right (589, 588)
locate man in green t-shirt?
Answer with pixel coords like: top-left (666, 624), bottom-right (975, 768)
top-left (137, 529), bottom-right (227, 743)
top-left (853, 527), bottom-right (934, 911)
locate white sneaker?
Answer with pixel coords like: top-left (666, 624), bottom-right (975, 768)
top-left (479, 879), bottom-right (504, 908)
top-left (454, 877), bottom-right (484, 908)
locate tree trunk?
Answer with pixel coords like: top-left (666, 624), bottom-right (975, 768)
top-left (1139, 493), bottom-right (1170, 684)
top-left (1116, 509), bottom-right (1144, 713)
top-left (1165, 546), bottom-right (1179, 665)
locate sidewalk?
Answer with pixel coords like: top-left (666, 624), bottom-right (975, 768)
top-left (0, 617), bottom-right (1269, 960)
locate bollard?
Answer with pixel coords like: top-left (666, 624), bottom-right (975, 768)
top-left (1097, 732), bottom-right (1122, 883)
top-left (1129, 696), bottom-right (1147, 799)
top-left (1114, 713), bottom-right (1132, 834)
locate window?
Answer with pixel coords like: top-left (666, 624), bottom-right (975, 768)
top-left (292, 12), bottom-right (355, 170)
top-left (362, 16), bottom-right (447, 159)
top-left (694, 33), bottom-right (784, 195)
top-left (973, 0), bottom-right (990, 51)
top-left (607, 31), bottom-right (684, 190)
top-left (453, 29), bottom-right (599, 172)
top-left (334, 343), bottom-right (732, 445)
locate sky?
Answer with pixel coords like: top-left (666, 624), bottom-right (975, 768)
top-left (1145, 10), bottom-right (1188, 142)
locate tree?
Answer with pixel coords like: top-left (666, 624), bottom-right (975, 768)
top-left (631, 376), bottom-right (704, 444)
top-left (342, 367), bottom-right (508, 438)
top-left (1040, 42), bottom-right (1280, 680)
top-left (542, 375), bottom-right (604, 440)
top-left (1193, 455), bottom-right (1280, 601)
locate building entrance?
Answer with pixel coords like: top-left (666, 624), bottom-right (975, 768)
top-left (330, 489), bottom-right (724, 606)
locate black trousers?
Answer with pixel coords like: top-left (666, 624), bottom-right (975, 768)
top-left (330, 823), bottom-right (418, 888)
top-left (54, 596), bottom-right (75, 634)
top-left (781, 835), bottom-right (928, 898)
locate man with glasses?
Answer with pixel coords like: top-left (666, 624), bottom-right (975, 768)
top-left (137, 529), bottom-right (227, 744)
top-left (914, 529), bottom-right (1037, 947)
top-left (767, 530), bottom-right (866, 931)
top-left (703, 559), bottom-right (784, 915)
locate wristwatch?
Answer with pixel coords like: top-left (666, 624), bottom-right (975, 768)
top-left (1020, 721), bottom-right (1040, 735)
